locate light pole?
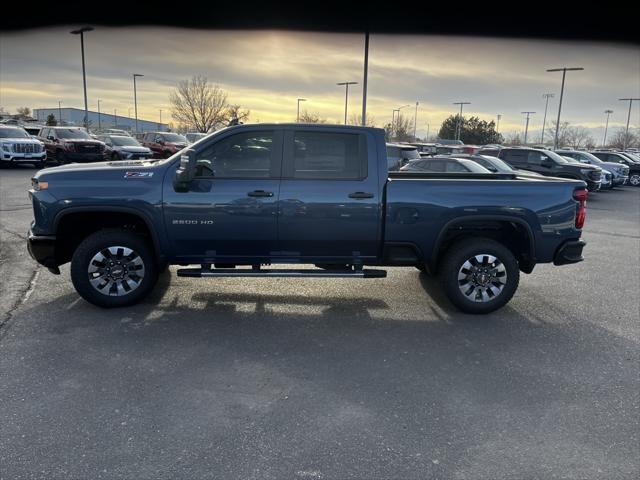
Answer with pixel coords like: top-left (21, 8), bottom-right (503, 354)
top-left (618, 98), bottom-right (640, 150)
top-left (296, 98), bottom-right (306, 122)
top-left (393, 104), bottom-right (411, 140)
top-left (521, 111), bottom-right (535, 144)
top-left (337, 81), bottom-right (358, 124)
top-left (58, 101), bottom-right (62, 124)
top-left (114, 109), bottom-right (117, 127)
top-left (453, 102), bottom-right (471, 141)
top-left (603, 109), bottom-right (614, 147)
top-left (413, 101), bottom-right (419, 141)
top-left (70, 26), bottom-right (94, 130)
top-left (496, 114), bottom-right (502, 133)
top-left (132, 73), bottom-right (144, 134)
top-left (546, 67), bottom-right (584, 149)
top-left (159, 109), bottom-right (162, 130)
top-left (361, 31), bottom-right (369, 126)
top-left (128, 107), bottom-right (132, 118)
top-left (540, 93), bottom-right (554, 144)
top-left (97, 99), bottom-right (101, 130)
top-left (426, 123), bottom-right (430, 141)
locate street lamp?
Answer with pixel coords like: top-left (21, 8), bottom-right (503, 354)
top-left (496, 114), bottom-right (502, 134)
top-left (546, 67), bottom-right (584, 149)
top-left (337, 81), bottom-right (358, 124)
top-left (114, 109), bottom-right (117, 127)
top-left (603, 109), bottom-right (614, 147)
top-left (453, 102), bottom-right (471, 141)
top-left (296, 98), bottom-right (307, 122)
top-left (70, 26), bottom-right (94, 130)
top-left (159, 109), bottom-right (163, 130)
top-left (132, 73), bottom-right (144, 134)
top-left (97, 99), bottom-right (101, 130)
top-left (540, 93), bottom-right (555, 144)
top-left (413, 101), bottom-right (419, 141)
top-left (58, 101), bottom-right (63, 124)
top-left (392, 104), bottom-right (410, 140)
top-left (618, 98), bottom-right (640, 150)
top-left (521, 111), bottom-right (535, 144)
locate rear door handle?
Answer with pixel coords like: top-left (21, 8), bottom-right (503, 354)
top-left (348, 192), bottom-right (374, 199)
top-left (247, 190), bottom-right (274, 197)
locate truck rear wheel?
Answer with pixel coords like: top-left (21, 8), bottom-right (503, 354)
top-left (71, 229), bottom-right (158, 308)
top-left (439, 238), bottom-right (519, 314)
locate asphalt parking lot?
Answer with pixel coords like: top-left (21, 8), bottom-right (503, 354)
top-left (1, 165), bottom-right (639, 479)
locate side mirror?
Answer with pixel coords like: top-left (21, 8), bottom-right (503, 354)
top-left (173, 149), bottom-right (196, 192)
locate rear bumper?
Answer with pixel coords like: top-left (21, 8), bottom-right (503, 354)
top-left (553, 239), bottom-right (586, 266)
top-left (27, 230), bottom-right (59, 272)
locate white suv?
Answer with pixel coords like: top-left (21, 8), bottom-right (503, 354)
top-left (0, 125), bottom-right (47, 168)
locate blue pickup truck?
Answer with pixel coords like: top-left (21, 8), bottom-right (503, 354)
top-left (27, 124), bottom-right (588, 314)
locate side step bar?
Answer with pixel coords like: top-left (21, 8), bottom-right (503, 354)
top-left (177, 268), bottom-right (387, 278)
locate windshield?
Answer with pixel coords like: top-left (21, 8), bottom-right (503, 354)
top-left (562, 156), bottom-right (580, 163)
top-left (111, 136), bottom-right (141, 146)
top-left (460, 160), bottom-right (493, 173)
top-left (544, 150), bottom-right (569, 163)
top-left (478, 155), bottom-right (514, 172)
top-left (163, 133), bottom-right (188, 143)
top-left (0, 128), bottom-right (29, 138)
top-left (621, 152), bottom-right (640, 163)
top-left (57, 129), bottom-right (92, 139)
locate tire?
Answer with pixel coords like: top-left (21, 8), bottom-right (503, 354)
top-left (438, 238), bottom-right (520, 314)
top-left (56, 149), bottom-right (68, 164)
top-left (71, 229), bottom-right (158, 308)
top-left (32, 160), bottom-right (45, 169)
top-left (629, 173), bottom-right (640, 187)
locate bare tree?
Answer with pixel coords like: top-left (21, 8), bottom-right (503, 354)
top-left (348, 113), bottom-right (377, 127)
top-left (544, 120), bottom-right (571, 147)
top-left (16, 107), bottom-right (31, 118)
top-left (504, 131), bottom-right (523, 146)
top-left (225, 104), bottom-right (250, 125)
top-left (392, 113), bottom-right (414, 142)
top-left (170, 75), bottom-right (245, 133)
top-left (566, 126), bottom-right (594, 149)
top-left (607, 128), bottom-right (639, 149)
top-left (298, 110), bottom-right (327, 123)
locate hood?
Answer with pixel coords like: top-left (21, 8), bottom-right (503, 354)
top-left (1, 137), bottom-right (43, 144)
top-left (115, 145), bottom-right (151, 153)
top-left (564, 162), bottom-right (599, 172)
top-left (36, 159), bottom-right (156, 176)
top-left (61, 138), bottom-right (104, 144)
top-left (599, 161), bottom-right (628, 172)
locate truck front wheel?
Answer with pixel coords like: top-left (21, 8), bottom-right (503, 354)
top-left (70, 229), bottom-right (158, 308)
top-left (439, 238), bottom-right (519, 314)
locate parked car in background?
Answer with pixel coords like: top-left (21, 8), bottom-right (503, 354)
top-left (98, 135), bottom-right (153, 161)
top-left (557, 149), bottom-right (628, 187)
top-left (476, 146), bottom-right (501, 156)
top-left (185, 132), bottom-right (207, 144)
top-left (407, 142), bottom-right (437, 155)
top-left (590, 150), bottom-right (640, 186)
top-left (0, 125), bottom-right (47, 168)
top-left (497, 147), bottom-right (602, 191)
top-left (435, 145), bottom-right (466, 155)
top-left (618, 151), bottom-right (640, 164)
top-left (141, 132), bottom-right (188, 158)
top-left (386, 143), bottom-right (420, 171)
top-left (434, 138), bottom-right (463, 145)
top-left (99, 129), bottom-right (132, 137)
top-left (600, 169), bottom-right (613, 189)
top-left (400, 156), bottom-right (492, 173)
top-left (459, 154), bottom-right (543, 176)
top-left (38, 126), bottom-right (105, 164)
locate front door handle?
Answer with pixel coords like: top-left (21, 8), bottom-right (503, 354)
top-left (348, 191), bottom-right (374, 199)
top-left (247, 190), bottom-right (274, 197)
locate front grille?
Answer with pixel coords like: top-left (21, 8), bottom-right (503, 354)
top-left (13, 143), bottom-right (40, 153)
top-left (75, 143), bottom-right (101, 153)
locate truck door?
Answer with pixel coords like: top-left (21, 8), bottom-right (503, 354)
top-left (277, 127), bottom-right (381, 260)
top-left (162, 129), bottom-right (282, 262)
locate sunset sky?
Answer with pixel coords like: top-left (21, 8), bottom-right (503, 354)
top-left (1, 27), bottom-right (638, 139)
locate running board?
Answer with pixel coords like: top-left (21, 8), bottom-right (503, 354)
top-left (176, 268), bottom-right (387, 278)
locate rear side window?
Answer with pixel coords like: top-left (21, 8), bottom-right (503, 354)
top-left (501, 150), bottom-right (527, 164)
top-left (420, 160), bottom-right (446, 172)
top-left (445, 161), bottom-right (469, 172)
top-left (291, 131), bottom-right (366, 179)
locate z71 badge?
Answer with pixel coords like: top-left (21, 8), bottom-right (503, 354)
top-left (124, 171), bottom-right (154, 178)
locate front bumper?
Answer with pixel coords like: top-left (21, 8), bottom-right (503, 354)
top-left (1, 152), bottom-right (47, 163)
top-left (27, 230), bottom-right (59, 273)
top-left (585, 179), bottom-right (601, 191)
top-left (553, 239), bottom-right (586, 266)
top-left (612, 176), bottom-right (628, 185)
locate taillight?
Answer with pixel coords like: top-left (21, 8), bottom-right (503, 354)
top-left (573, 188), bottom-right (588, 229)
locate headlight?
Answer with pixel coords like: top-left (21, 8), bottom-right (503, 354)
top-left (31, 178), bottom-right (48, 191)
top-left (65, 142), bottom-right (75, 152)
top-left (1, 142), bottom-right (11, 152)
top-left (580, 169), bottom-right (595, 176)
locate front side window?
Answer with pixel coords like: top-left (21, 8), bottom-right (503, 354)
top-left (292, 131), bottom-right (365, 179)
top-left (445, 161), bottom-right (469, 172)
top-left (420, 160), bottom-right (446, 172)
top-left (527, 151), bottom-right (549, 166)
top-left (195, 131), bottom-right (275, 178)
top-left (502, 150), bottom-right (527, 163)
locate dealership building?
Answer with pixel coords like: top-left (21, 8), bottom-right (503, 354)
top-left (33, 107), bottom-right (169, 133)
